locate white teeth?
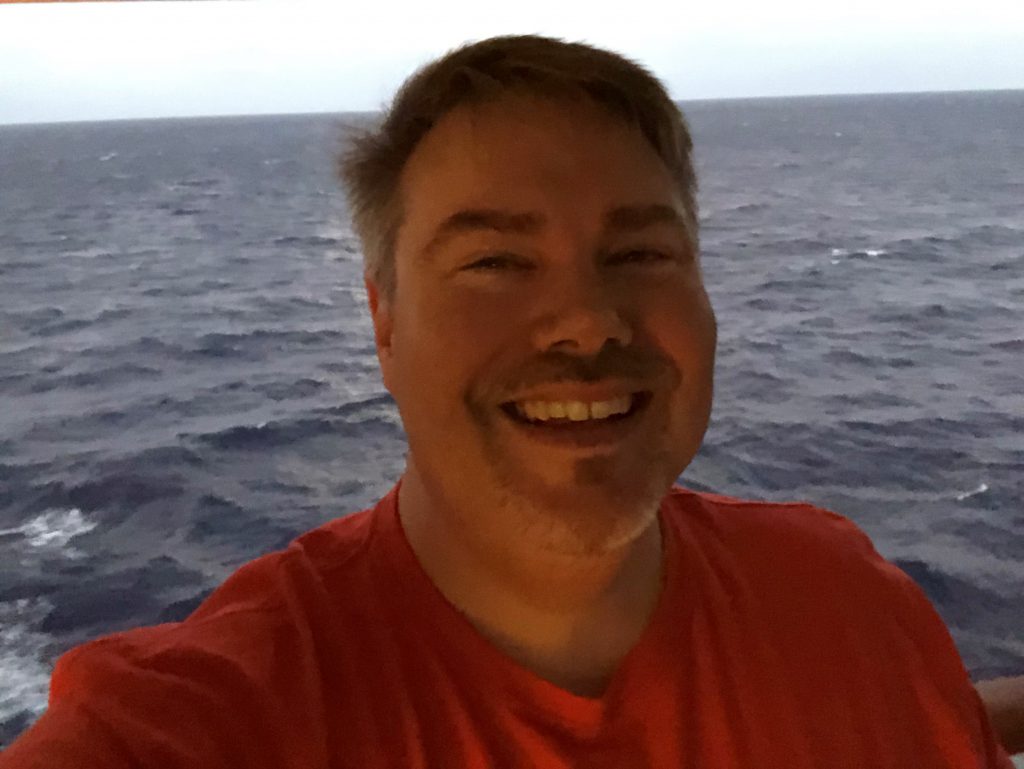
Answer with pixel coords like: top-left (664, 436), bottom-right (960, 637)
top-left (566, 402), bottom-right (589, 421)
top-left (513, 396), bottom-right (634, 423)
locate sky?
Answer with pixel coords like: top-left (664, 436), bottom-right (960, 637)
top-left (0, 0), bottom-right (1022, 125)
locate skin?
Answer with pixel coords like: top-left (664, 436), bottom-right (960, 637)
top-left (364, 93), bottom-right (717, 696)
top-left (975, 675), bottom-right (1024, 755)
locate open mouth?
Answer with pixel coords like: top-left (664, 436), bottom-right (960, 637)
top-left (499, 391), bottom-right (653, 428)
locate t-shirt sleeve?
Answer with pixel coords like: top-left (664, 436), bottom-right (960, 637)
top-left (0, 697), bottom-right (133, 769)
top-left (0, 543), bottom-right (339, 769)
top-left (892, 583), bottom-right (1017, 768)
top-left (831, 512), bottom-right (1017, 768)
top-left (0, 627), bottom-right (288, 769)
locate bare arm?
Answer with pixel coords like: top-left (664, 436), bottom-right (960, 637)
top-left (976, 675), bottom-right (1024, 756)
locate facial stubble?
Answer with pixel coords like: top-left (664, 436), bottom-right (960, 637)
top-left (470, 395), bottom-right (673, 557)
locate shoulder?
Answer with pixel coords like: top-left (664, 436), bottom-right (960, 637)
top-left (660, 484), bottom-right (926, 613)
top-left (661, 483), bottom-right (974, 683)
top-left (185, 504), bottom-right (378, 623)
top-left (661, 484), bottom-right (879, 561)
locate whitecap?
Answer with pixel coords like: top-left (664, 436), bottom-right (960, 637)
top-left (830, 248), bottom-right (849, 257)
top-left (865, 249), bottom-right (888, 256)
top-left (0, 508), bottom-right (96, 553)
top-left (955, 482), bottom-right (989, 501)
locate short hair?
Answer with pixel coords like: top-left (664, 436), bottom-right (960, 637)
top-left (337, 34), bottom-right (699, 302)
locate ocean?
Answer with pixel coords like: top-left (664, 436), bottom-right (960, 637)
top-left (1, 90), bottom-right (1022, 747)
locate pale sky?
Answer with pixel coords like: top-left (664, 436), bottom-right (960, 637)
top-left (1, 0), bottom-right (1022, 125)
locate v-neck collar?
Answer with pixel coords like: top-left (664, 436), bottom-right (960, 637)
top-left (370, 478), bottom-right (691, 737)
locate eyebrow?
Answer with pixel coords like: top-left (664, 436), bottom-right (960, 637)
top-left (603, 204), bottom-right (688, 235)
top-left (420, 209), bottom-right (544, 261)
top-left (419, 204), bottom-right (688, 261)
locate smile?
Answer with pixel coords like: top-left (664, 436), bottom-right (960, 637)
top-left (501, 392), bottom-right (650, 425)
top-left (497, 391), bottom-right (652, 450)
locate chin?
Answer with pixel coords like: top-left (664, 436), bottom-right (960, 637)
top-left (508, 470), bottom-right (669, 556)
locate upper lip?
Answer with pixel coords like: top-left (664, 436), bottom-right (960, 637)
top-left (503, 383), bottom-right (648, 404)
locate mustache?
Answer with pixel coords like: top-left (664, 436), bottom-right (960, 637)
top-left (498, 345), bottom-right (671, 397)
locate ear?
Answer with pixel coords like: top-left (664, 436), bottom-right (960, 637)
top-left (365, 273), bottom-right (396, 393)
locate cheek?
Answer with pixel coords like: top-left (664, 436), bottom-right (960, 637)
top-left (645, 287), bottom-right (717, 371)
top-left (394, 287), bottom-right (513, 407)
top-left (427, 281), bottom-right (533, 345)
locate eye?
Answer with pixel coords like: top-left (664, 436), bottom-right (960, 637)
top-left (463, 254), bottom-right (526, 271)
top-left (609, 249), bottom-right (672, 265)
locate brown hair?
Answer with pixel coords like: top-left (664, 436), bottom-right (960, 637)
top-left (337, 34), bottom-right (699, 302)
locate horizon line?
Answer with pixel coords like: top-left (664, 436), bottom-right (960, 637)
top-left (2, 85), bottom-right (1021, 129)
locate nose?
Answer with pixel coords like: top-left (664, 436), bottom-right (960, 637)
top-left (531, 272), bottom-right (634, 357)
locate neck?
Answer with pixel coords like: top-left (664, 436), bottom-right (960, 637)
top-left (396, 466), bottom-right (666, 695)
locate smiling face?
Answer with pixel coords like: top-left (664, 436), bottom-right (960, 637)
top-left (366, 93), bottom-right (717, 555)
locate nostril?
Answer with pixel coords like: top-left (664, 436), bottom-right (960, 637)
top-left (538, 313), bottom-right (633, 356)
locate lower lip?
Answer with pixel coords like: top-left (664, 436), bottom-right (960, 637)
top-left (499, 393), bottom-right (652, 450)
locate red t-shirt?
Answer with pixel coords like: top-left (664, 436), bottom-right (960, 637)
top-left (1, 480), bottom-right (1014, 768)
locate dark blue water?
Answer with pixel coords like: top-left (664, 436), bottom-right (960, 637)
top-left (1, 91), bottom-right (1022, 746)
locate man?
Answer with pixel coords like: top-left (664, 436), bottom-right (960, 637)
top-left (2, 34), bottom-right (1021, 768)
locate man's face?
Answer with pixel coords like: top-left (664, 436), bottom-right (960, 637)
top-left (366, 94), bottom-right (717, 554)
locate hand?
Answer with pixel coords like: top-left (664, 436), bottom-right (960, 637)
top-left (975, 675), bottom-right (1024, 756)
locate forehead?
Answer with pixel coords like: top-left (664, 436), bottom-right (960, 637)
top-left (396, 95), bottom-right (681, 227)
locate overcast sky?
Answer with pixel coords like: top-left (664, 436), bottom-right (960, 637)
top-left (1, 0), bottom-right (1022, 125)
